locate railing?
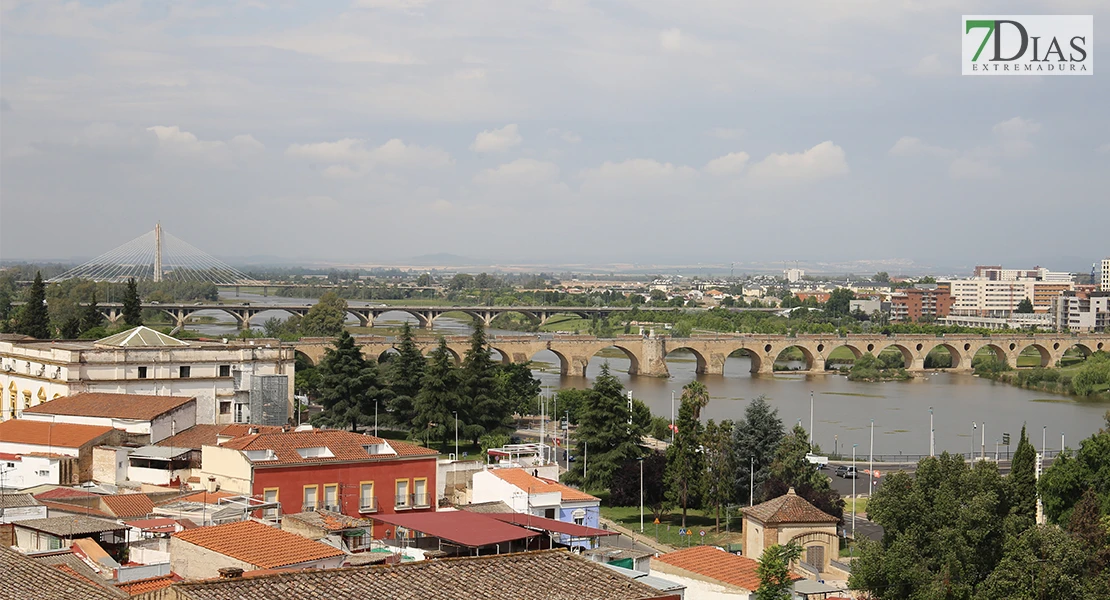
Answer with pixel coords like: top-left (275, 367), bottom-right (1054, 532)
top-left (302, 503), bottom-right (317, 512)
top-left (830, 559), bottom-right (853, 573)
top-left (410, 493), bottom-right (431, 508)
top-left (358, 497), bottom-right (379, 513)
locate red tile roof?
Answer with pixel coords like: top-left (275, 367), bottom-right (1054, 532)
top-left (102, 494), bottom-right (155, 518)
top-left (116, 574), bottom-right (179, 595)
top-left (172, 521), bottom-right (344, 569)
top-left (655, 546), bottom-right (802, 591)
top-left (34, 487), bottom-right (101, 501)
top-left (0, 420), bottom-right (115, 448)
top-left (36, 499), bottom-right (114, 518)
top-left (741, 487), bottom-right (839, 524)
top-left (154, 424), bottom-right (285, 450)
top-left (489, 468), bottom-right (599, 502)
top-left (373, 511), bottom-right (539, 548)
top-left (124, 518), bottom-right (179, 533)
top-left (220, 430), bottom-right (436, 465)
top-left (23, 392), bottom-right (195, 421)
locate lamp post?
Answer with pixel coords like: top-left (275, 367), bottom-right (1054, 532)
top-left (374, 400), bottom-right (379, 438)
top-left (971, 422), bottom-right (977, 460)
top-left (869, 419), bottom-right (874, 498)
top-left (809, 391), bottom-right (814, 446)
top-left (749, 457), bottom-right (754, 507)
top-left (638, 457), bottom-right (644, 533)
top-left (670, 391), bottom-right (676, 443)
top-left (852, 444), bottom-right (858, 540)
top-left (453, 411), bottom-right (459, 461)
top-left (981, 421), bottom-right (986, 461)
top-left (929, 406), bottom-right (934, 457)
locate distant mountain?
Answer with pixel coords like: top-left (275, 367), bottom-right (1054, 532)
top-left (403, 253), bottom-right (483, 267)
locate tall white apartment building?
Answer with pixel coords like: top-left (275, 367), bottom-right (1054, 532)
top-left (1101, 258), bottom-right (1110, 292)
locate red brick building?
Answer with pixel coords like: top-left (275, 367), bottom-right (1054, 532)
top-left (198, 429), bottom-right (438, 534)
top-left (890, 287), bottom-right (953, 322)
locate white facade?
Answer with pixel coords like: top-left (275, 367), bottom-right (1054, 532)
top-left (22, 400), bottom-right (196, 444)
top-left (1057, 292), bottom-right (1110, 333)
top-left (472, 469), bottom-right (561, 515)
top-left (0, 336), bottom-right (294, 425)
top-left (1102, 258), bottom-right (1110, 292)
top-left (0, 454), bottom-right (64, 489)
top-left (784, 269), bottom-right (805, 283)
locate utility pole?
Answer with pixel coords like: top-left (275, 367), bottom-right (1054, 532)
top-left (929, 407), bottom-right (934, 457)
top-left (869, 419), bottom-right (874, 498)
top-left (852, 444), bottom-right (858, 540)
top-left (808, 391), bottom-right (814, 446)
top-left (981, 422), bottom-right (986, 461)
top-left (639, 457), bottom-right (644, 533)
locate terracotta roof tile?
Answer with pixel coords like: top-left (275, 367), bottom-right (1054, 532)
top-left (0, 420), bottom-right (115, 448)
top-left (116, 574), bottom-right (179, 595)
top-left (170, 549), bottom-right (662, 600)
top-left (655, 545), bottom-right (802, 591)
top-left (490, 468), bottom-right (599, 502)
top-left (37, 499), bottom-right (115, 518)
top-left (102, 494), bottom-right (156, 518)
top-left (217, 424), bottom-right (285, 438)
top-left (219, 430), bottom-right (436, 465)
top-left (741, 488), bottom-right (838, 524)
top-left (284, 509), bottom-right (374, 532)
top-left (23, 392), bottom-right (195, 421)
top-left (0, 545), bottom-right (124, 600)
top-left (172, 520), bottom-right (344, 569)
top-left (35, 487), bottom-right (101, 501)
top-left (154, 424), bottom-right (226, 450)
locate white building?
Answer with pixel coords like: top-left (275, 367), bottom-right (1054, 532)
top-left (1, 453), bottom-right (71, 491)
top-left (1101, 258), bottom-right (1110, 292)
top-left (0, 493), bottom-right (48, 523)
top-left (471, 467), bottom-right (600, 548)
top-left (1055, 291), bottom-right (1110, 333)
top-left (21, 392), bottom-right (196, 444)
top-left (784, 268), bottom-right (805, 283)
top-left (0, 326), bottom-right (295, 426)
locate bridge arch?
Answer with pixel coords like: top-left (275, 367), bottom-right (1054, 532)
top-left (925, 342), bottom-right (963, 370)
top-left (772, 345), bottom-right (815, 372)
top-left (294, 350), bottom-right (318, 368)
top-left (823, 344), bottom-right (862, 371)
top-left (528, 348), bottom-right (569, 376)
top-left (375, 309), bottom-right (428, 328)
top-left (725, 348), bottom-right (762, 374)
top-left (423, 345), bottom-right (461, 365)
top-left (878, 343), bottom-right (914, 369)
top-left (665, 345), bottom-right (708, 375)
top-left (489, 346), bottom-right (513, 365)
top-left (1016, 343), bottom-right (1051, 368)
top-left (376, 347), bottom-right (401, 364)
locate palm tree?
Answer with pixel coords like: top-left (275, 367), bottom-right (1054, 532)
top-left (681, 381), bottom-right (710, 420)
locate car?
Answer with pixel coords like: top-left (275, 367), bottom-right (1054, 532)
top-left (835, 465), bottom-right (859, 479)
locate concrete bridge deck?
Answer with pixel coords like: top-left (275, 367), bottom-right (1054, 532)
top-left (291, 332), bottom-right (1109, 378)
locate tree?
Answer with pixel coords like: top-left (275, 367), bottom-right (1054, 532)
top-left (301, 292), bottom-right (347, 337)
top-left (415, 273), bottom-right (433, 287)
top-left (121, 277), bottom-right (142, 327)
top-left (79, 291), bottom-right (103, 334)
top-left (1008, 424), bottom-right (1037, 521)
top-left (16, 272), bottom-right (51, 338)
top-left (666, 392), bottom-right (705, 527)
top-left (681, 380), bottom-right (710, 420)
top-left (413, 337), bottom-right (460, 447)
top-left (1015, 297), bottom-right (1034, 313)
top-left (1039, 414), bottom-right (1110, 525)
top-left (311, 331), bottom-right (391, 432)
top-left (823, 287), bottom-right (856, 317)
top-left (459, 321), bottom-right (511, 442)
top-left (733, 395), bottom-right (784, 504)
top-left (387, 322), bottom-right (425, 428)
top-left (762, 424), bottom-right (844, 523)
top-left (703, 419), bottom-right (735, 530)
top-left (561, 363), bottom-right (646, 490)
top-left (973, 525), bottom-right (1097, 600)
top-left (448, 273), bottom-right (474, 291)
top-left (1067, 488), bottom-right (1110, 578)
top-left (874, 271), bottom-right (890, 283)
top-left (610, 452), bottom-right (669, 519)
top-left (495, 362), bottom-right (541, 416)
top-left (755, 543), bottom-right (803, 600)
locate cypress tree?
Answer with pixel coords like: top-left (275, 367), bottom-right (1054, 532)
top-left (459, 321), bottom-right (509, 442)
top-left (1008, 424), bottom-right (1037, 519)
top-left (17, 271), bottom-right (50, 339)
top-left (412, 337), bottom-right (459, 447)
top-left (80, 291), bottom-right (104, 334)
top-left (311, 331), bottom-right (391, 432)
top-left (387, 322), bottom-right (425, 428)
top-left (122, 277), bottom-right (142, 327)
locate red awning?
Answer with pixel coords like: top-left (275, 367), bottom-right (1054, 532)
top-left (487, 513), bottom-right (619, 538)
top-left (373, 511), bottom-right (538, 548)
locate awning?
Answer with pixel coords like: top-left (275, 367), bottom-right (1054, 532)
top-left (372, 512), bottom-right (538, 548)
top-left (487, 513), bottom-right (620, 539)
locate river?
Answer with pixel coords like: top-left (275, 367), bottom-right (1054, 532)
top-left (184, 291), bottom-right (1109, 457)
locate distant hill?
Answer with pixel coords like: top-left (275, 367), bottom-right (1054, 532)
top-left (404, 253), bottom-right (483, 266)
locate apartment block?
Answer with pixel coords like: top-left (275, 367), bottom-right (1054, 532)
top-left (889, 287), bottom-right (953, 322)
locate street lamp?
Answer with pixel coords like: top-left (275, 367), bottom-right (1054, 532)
top-left (852, 444), bottom-right (858, 540)
top-left (638, 457), bottom-right (644, 533)
top-left (453, 411), bottom-right (459, 460)
top-left (929, 406), bottom-right (934, 457)
top-left (971, 422), bottom-right (977, 460)
top-left (869, 419), bottom-right (874, 499)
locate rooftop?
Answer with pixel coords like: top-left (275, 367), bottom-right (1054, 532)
top-left (0, 546), bottom-right (123, 600)
top-left (284, 509), bottom-right (374, 532)
top-left (489, 468), bottom-right (599, 502)
top-left (372, 511), bottom-right (538, 548)
top-left (14, 515), bottom-right (127, 537)
top-left (488, 512), bottom-right (619, 539)
top-left (655, 545), bottom-right (801, 591)
top-left (219, 429), bottom-right (436, 465)
top-left (102, 494), bottom-right (156, 518)
top-left (169, 549), bottom-right (662, 600)
top-left (166, 490), bottom-right (237, 505)
top-left (172, 520), bottom-right (344, 569)
top-left (34, 487), bottom-right (102, 501)
top-left (741, 487), bottom-right (839, 525)
top-left (0, 420), bottom-right (115, 448)
top-left (95, 326), bottom-right (189, 348)
top-left (457, 500), bottom-right (513, 514)
top-left (116, 574), bottom-right (180, 595)
top-left (0, 492), bottom-right (42, 509)
top-left (23, 392), bottom-right (195, 421)
top-left (124, 517), bottom-right (179, 533)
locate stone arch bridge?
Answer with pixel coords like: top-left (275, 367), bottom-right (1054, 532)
top-left (292, 332), bottom-right (1109, 378)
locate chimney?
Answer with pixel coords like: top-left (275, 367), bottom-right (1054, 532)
top-left (218, 567), bottom-right (244, 579)
top-left (206, 476), bottom-right (219, 493)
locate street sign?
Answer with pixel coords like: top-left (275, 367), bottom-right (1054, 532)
top-left (699, 530), bottom-right (705, 537)
top-left (653, 518), bottom-right (660, 525)
top-left (1003, 432), bottom-right (1011, 445)
top-left (678, 528), bottom-right (686, 536)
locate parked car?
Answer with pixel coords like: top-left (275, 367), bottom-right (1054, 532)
top-left (835, 465), bottom-right (859, 479)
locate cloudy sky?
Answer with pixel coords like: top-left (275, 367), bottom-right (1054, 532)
top-left (1, 0), bottom-right (1107, 269)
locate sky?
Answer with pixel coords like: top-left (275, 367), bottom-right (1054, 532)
top-left (1, 0), bottom-right (1108, 270)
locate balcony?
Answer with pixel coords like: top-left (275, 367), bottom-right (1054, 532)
top-left (358, 497), bottom-right (379, 514)
top-left (302, 503), bottom-right (318, 512)
top-left (410, 493), bottom-right (431, 509)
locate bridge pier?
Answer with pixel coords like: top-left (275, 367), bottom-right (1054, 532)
top-left (565, 355), bottom-right (590, 377)
top-left (640, 337), bottom-right (670, 378)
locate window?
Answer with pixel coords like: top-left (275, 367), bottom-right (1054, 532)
top-left (37, 470), bottom-right (50, 477)
top-left (544, 508), bottom-right (556, 520)
top-left (263, 488), bottom-right (279, 518)
top-left (323, 484), bottom-right (339, 511)
top-left (138, 366), bottom-right (148, 379)
top-left (179, 366), bottom-right (191, 378)
top-left (302, 485), bottom-right (318, 511)
top-left (219, 402), bottom-right (231, 415)
top-left (412, 478), bottom-right (428, 508)
top-left (359, 482), bottom-right (376, 512)
top-left (219, 365), bottom-right (231, 377)
top-left (395, 479), bottom-right (409, 508)
top-left (572, 508), bottom-right (586, 526)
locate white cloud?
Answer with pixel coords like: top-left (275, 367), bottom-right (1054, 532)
top-left (470, 124), bottom-right (523, 153)
top-left (580, 158), bottom-right (698, 183)
top-left (749, 141), bottom-right (849, 181)
top-left (473, 158), bottom-right (560, 186)
top-left (285, 137), bottom-right (452, 174)
top-left (707, 128), bottom-right (744, 140)
top-left (889, 136), bottom-right (953, 158)
top-left (911, 54), bottom-right (945, 76)
top-left (992, 117), bottom-right (1041, 157)
top-left (659, 28), bottom-right (713, 56)
top-left (704, 152), bottom-right (750, 175)
top-left (145, 126), bottom-right (264, 162)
